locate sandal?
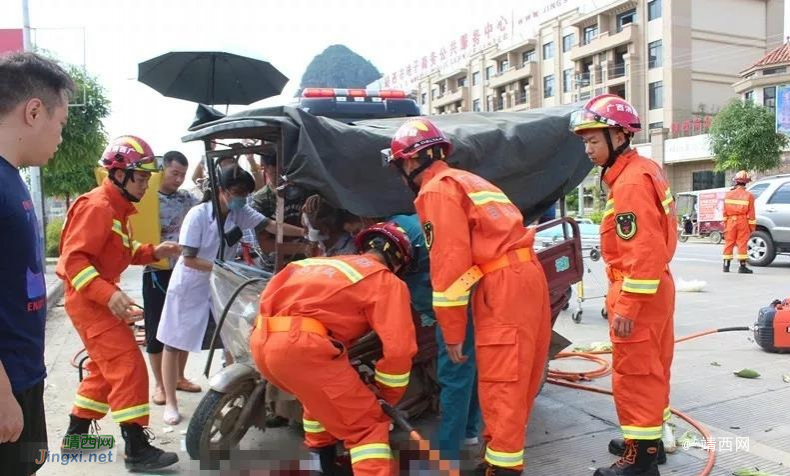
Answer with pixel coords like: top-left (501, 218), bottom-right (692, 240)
top-left (163, 406), bottom-right (181, 425)
top-left (151, 388), bottom-right (165, 406)
top-left (177, 378), bottom-right (202, 393)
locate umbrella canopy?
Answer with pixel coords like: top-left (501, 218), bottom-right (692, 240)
top-left (138, 51), bottom-right (289, 106)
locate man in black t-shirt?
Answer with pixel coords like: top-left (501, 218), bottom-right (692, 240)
top-left (0, 52), bottom-right (74, 476)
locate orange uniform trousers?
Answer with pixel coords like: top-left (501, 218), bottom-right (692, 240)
top-left (606, 268), bottom-right (675, 439)
top-left (66, 294), bottom-right (150, 426)
top-left (251, 318), bottom-right (394, 476)
top-left (473, 258), bottom-right (551, 470)
top-left (723, 215), bottom-right (751, 261)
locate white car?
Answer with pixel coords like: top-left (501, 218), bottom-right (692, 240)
top-left (746, 174), bottom-right (790, 266)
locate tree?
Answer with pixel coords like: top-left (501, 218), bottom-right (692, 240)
top-left (299, 45), bottom-right (382, 91)
top-left (43, 65), bottom-right (110, 208)
top-left (708, 99), bottom-right (788, 172)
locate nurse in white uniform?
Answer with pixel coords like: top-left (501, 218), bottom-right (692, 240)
top-left (158, 165), bottom-right (304, 424)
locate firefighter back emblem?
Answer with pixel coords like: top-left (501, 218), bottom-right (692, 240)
top-left (615, 212), bottom-right (637, 240)
top-left (423, 222), bottom-right (434, 250)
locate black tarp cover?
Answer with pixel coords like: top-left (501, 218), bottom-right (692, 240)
top-left (182, 104), bottom-right (592, 222)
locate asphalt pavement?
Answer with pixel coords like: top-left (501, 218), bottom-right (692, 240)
top-left (38, 241), bottom-right (790, 475)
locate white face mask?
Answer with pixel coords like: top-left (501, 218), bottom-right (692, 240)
top-left (303, 215), bottom-right (329, 243)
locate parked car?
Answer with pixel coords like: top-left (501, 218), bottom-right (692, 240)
top-left (746, 174), bottom-right (790, 266)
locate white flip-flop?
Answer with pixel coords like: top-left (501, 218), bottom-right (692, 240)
top-left (163, 406), bottom-right (181, 425)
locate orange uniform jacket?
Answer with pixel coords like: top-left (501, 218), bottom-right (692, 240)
top-left (601, 150), bottom-right (677, 318)
top-left (259, 255), bottom-right (417, 404)
top-left (57, 179), bottom-right (157, 313)
top-left (723, 187), bottom-right (756, 230)
top-left (414, 161), bottom-right (534, 345)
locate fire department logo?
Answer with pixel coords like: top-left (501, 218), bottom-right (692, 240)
top-left (423, 222), bottom-right (434, 250)
top-left (615, 212), bottom-right (637, 240)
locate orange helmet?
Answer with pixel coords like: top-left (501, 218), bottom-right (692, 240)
top-left (354, 221), bottom-right (413, 274)
top-left (733, 170), bottom-right (751, 185)
top-left (570, 94), bottom-right (641, 135)
top-left (99, 135), bottom-right (161, 172)
top-left (381, 118), bottom-right (452, 166)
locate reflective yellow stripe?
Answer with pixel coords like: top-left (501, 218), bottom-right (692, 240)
top-left (432, 290), bottom-right (470, 308)
top-left (293, 258), bottom-right (363, 283)
top-left (722, 254), bottom-right (733, 260)
top-left (737, 254), bottom-right (748, 260)
top-left (111, 220), bottom-right (130, 248)
top-left (622, 277), bottom-right (659, 294)
top-left (484, 446), bottom-right (524, 468)
top-left (663, 407), bottom-right (671, 422)
top-left (74, 395), bottom-right (109, 414)
top-left (374, 369), bottom-right (410, 388)
top-left (349, 443), bottom-right (392, 464)
top-left (467, 191), bottom-right (512, 206)
top-left (112, 403), bottom-right (150, 423)
top-left (132, 240), bottom-right (142, 254)
top-left (603, 199), bottom-right (615, 218)
top-left (725, 199), bottom-right (749, 206)
top-left (71, 265), bottom-right (100, 291)
top-left (622, 425), bottom-right (662, 440)
top-left (748, 220), bottom-right (757, 224)
top-left (122, 136), bottom-right (145, 154)
top-left (303, 419), bottom-right (326, 433)
top-left (662, 188), bottom-right (673, 214)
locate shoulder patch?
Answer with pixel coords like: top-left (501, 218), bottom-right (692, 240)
top-left (615, 212), bottom-right (637, 240)
top-left (423, 222), bottom-right (434, 250)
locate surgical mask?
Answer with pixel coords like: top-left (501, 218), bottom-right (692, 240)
top-left (303, 216), bottom-right (329, 243)
top-left (227, 196), bottom-right (247, 211)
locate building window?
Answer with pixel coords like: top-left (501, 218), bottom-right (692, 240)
top-left (431, 89), bottom-right (437, 100)
top-left (472, 99), bottom-right (481, 112)
top-left (472, 71), bottom-right (480, 86)
top-left (763, 67), bottom-right (787, 75)
top-left (486, 94), bottom-right (493, 110)
top-left (544, 75), bottom-right (555, 98)
top-left (563, 69), bottom-right (573, 93)
top-left (649, 81), bottom-right (663, 110)
top-left (648, 40), bottom-right (662, 69)
top-left (648, 0), bottom-right (662, 21)
top-left (744, 90), bottom-right (754, 102)
top-left (764, 86), bottom-right (776, 113)
top-left (616, 8), bottom-right (636, 32)
top-left (485, 66), bottom-right (494, 80)
top-left (648, 122), bottom-right (663, 130)
top-left (522, 49), bottom-right (536, 63)
top-left (458, 76), bottom-right (466, 87)
top-left (500, 60), bottom-right (509, 73)
top-left (543, 42), bottom-right (555, 59)
top-left (421, 93), bottom-right (427, 105)
top-left (583, 25), bottom-right (598, 45)
top-left (692, 171), bottom-right (725, 191)
top-left (562, 34), bottom-right (575, 53)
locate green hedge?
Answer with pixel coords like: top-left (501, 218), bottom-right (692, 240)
top-left (45, 217), bottom-right (65, 257)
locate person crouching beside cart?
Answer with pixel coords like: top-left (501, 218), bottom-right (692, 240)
top-left (251, 222), bottom-right (417, 476)
top-left (156, 165), bottom-right (304, 425)
top-left (56, 136), bottom-right (182, 472)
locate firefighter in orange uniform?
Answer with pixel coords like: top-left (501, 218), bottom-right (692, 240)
top-left (571, 95), bottom-right (677, 476)
top-left (382, 118), bottom-right (552, 476)
top-left (56, 136), bottom-right (181, 472)
top-left (250, 222), bottom-right (417, 476)
top-left (722, 170), bottom-right (756, 274)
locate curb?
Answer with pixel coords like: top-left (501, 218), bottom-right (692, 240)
top-left (46, 279), bottom-right (64, 315)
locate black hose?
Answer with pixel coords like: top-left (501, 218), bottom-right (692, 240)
top-left (717, 326), bottom-right (751, 332)
top-left (203, 277), bottom-right (268, 378)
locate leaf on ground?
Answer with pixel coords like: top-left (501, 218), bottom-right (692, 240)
top-left (710, 361), bottom-right (722, 367)
top-left (732, 468), bottom-right (779, 476)
top-left (782, 374), bottom-right (790, 383)
top-left (733, 368), bottom-right (761, 379)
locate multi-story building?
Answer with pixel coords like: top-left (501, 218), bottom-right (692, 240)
top-left (414, 0), bottom-right (783, 191)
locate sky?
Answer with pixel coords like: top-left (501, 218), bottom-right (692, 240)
top-left (2, 0), bottom-right (789, 182)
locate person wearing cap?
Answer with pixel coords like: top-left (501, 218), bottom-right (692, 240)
top-left (722, 170), bottom-right (756, 274)
top-left (56, 135), bottom-right (182, 472)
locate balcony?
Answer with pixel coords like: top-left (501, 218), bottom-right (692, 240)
top-left (488, 61), bottom-right (538, 89)
top-left (569, 23), bottom-right (638, 62)
top-left (605, 63), bottom-right (627, 83)
top-left (433, 87), bottom-right (469, 109)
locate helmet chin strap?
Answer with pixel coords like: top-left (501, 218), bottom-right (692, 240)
top-left (109, 170), bottom-right (141, 203)
top-left (395, 158), bottom-right (433, 196)
top-left (599, 128), bottom-right (632, 186)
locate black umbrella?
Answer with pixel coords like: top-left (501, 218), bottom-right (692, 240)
top-left (137, 51), bottom-right (289, 106)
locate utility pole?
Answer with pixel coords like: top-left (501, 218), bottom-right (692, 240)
top-left (22, 0), bottom-right (47, 273)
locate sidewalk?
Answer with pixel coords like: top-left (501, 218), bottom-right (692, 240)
top-left (44, 258), bottom-right (64, 316)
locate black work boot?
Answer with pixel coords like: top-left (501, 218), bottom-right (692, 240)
top-left (310, 444), bottom-right (352, 476)
top-left (738, 261), bottom-right (753, 274)
top-left (61, 414), bottom-right (94, 451)
top-left (608, 438), bottom-right (666, 465)
top-left (473, 462), bottom-right (522, 475)
top-left (120, 423), bottom-right (178, 472)
top-left (595, 439), bottom-right (660, 476)
top-left (723, 260), bottom-right (731, 273)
